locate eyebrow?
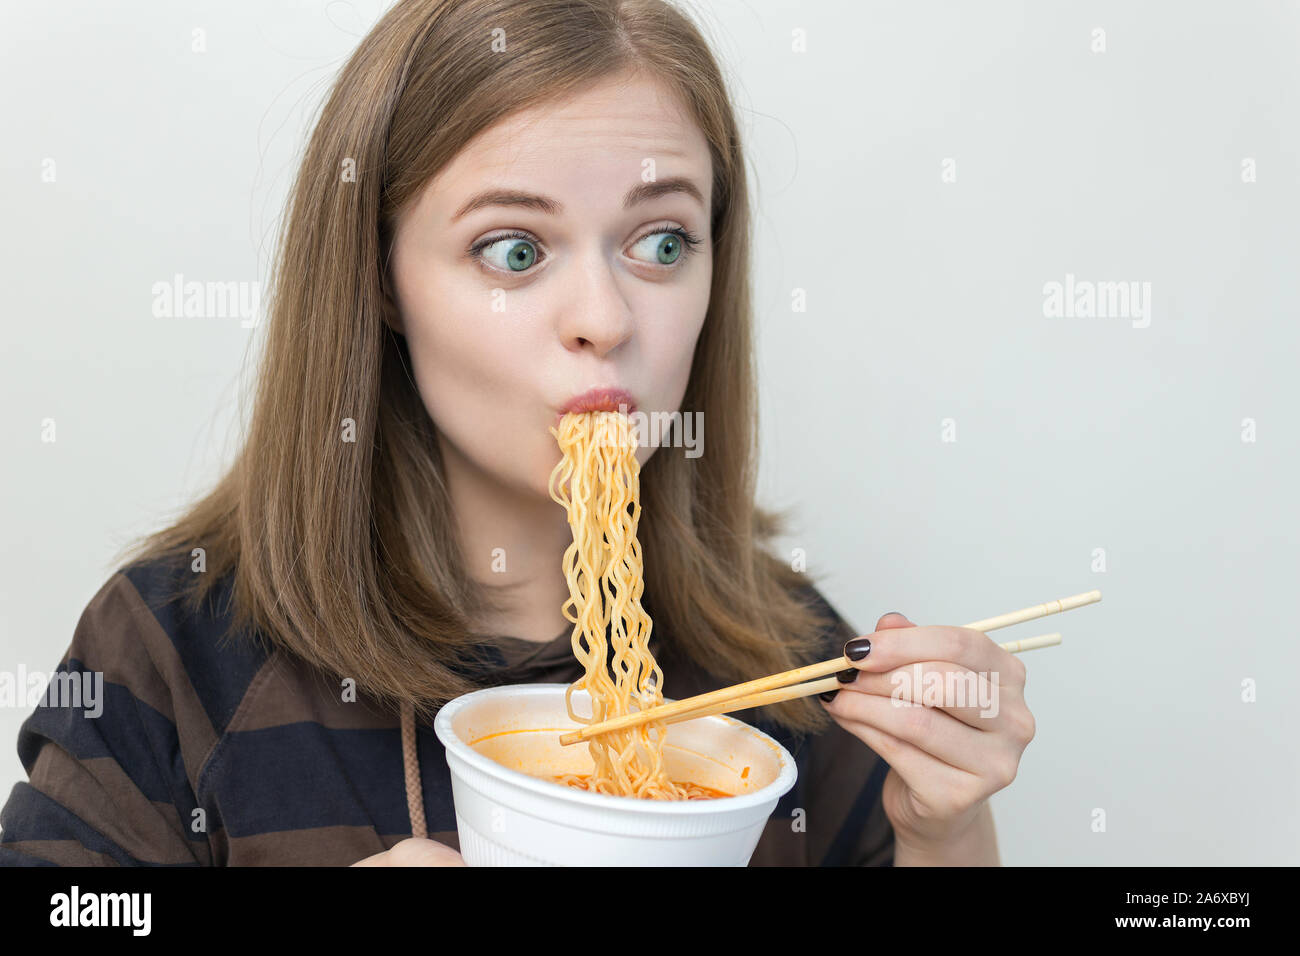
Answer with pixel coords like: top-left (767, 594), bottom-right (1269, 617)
top-left (450, 175), bottom-right (707, 223)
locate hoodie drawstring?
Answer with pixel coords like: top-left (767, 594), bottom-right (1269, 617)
top-left (399, 699), bottom-right (427, 839)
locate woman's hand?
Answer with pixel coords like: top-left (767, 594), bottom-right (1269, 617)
top-left (820, 612), bottom-right (1036, 860)
top-left (351, 837), bottom-right (468, 866)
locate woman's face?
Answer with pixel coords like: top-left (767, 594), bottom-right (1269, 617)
top-left (388, 70), bottom-right (713, 501)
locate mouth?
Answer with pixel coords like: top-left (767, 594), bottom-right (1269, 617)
top-left (554, 387), bottom-right (637, 426)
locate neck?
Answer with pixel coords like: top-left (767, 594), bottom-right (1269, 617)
top-left (439, 433), bottom-right (573, 644)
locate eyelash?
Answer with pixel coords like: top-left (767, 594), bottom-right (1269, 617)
top-left (468, 224), bottom-right (703, 273)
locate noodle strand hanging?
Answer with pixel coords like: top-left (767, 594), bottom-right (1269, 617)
top-left (547, 411), bottom-right (716, 800)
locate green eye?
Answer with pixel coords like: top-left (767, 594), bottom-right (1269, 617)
top-left (629, 228), bottom-right (699, 266)
top-left (471, 233), bottom-right (540, 272)
top-left (481, 238), bottom-right (537, 272)
top-left (655, 234), bottom-right (680, 264)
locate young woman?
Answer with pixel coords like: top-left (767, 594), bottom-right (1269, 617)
top-left (0, 0), bottom-right (1033, 867)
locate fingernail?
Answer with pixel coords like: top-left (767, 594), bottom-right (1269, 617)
top-left (844, 637), bottom-right (872, 661)
top-left (836, 667), bottom-right (858, 684)
top-left (819, 690), bottom-right (838, 702)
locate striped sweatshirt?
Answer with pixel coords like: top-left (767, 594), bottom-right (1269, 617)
top-left (0, 553), bottom-right (893, 866)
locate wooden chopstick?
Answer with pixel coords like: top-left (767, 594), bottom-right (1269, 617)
top-left (557, 589), bottom-right (1099, 746)
top-left (665, 632), bottom-right (1062, 723)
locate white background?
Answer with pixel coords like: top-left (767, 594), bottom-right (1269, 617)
top-left (2, 0), bottom-right (1297, 865)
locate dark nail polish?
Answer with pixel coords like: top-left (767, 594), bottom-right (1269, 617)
top-left (844, 637), bottom-right (872, 661)
top-left (819, 690), bottom-right (838, 702)
top-left (836, 667), bottom-right (858, 684)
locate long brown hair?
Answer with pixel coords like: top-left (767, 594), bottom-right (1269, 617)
top-left (116, 0), bottom-right (838, 734)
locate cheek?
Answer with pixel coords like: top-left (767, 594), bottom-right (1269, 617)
top-left (647, 297), bottom-right (707, 402)
top-left (403, 270), bottom-right (524, 369)
top-left (633, 325), bottom-right (706, 471)
top-left (396, 274), bottom-right (557, 494)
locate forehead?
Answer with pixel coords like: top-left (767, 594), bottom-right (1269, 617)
top-left (419, 72), bottom-right (712, 216)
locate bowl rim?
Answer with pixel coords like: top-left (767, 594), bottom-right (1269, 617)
top-left (433, 682), bottom-right (798, 814)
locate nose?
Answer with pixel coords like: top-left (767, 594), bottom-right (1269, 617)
top-left (555, 252), bottom-right (635, 358)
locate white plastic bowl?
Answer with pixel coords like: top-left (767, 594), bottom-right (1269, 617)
top-left (433, 683), bottom-right (797, 866)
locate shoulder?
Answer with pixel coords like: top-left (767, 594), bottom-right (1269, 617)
top-left (69, 552), bottom-right (273, 746)
top-left (3, 553), bottom-right (281, 865)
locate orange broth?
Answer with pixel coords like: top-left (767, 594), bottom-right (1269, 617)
top-left (551, 772), bottom-right (732, 799)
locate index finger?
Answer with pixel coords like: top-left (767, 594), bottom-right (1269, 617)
top-left (844, 625), bottom-right (1009, 677)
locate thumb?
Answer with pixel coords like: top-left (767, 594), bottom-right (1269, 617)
top-left (874, 611), bottom-right (914, 631)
